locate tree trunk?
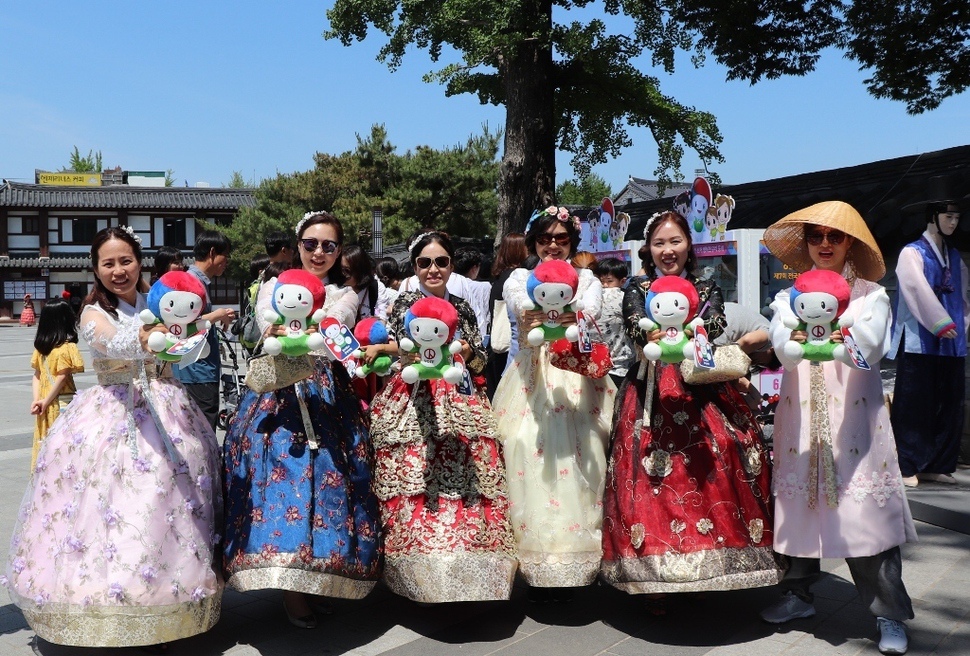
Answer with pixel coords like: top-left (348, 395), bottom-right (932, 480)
top-left (496, 12), bottom-right (556, 243)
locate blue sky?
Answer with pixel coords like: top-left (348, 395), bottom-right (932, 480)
top-left (2, 2), bottom-right (967, 194)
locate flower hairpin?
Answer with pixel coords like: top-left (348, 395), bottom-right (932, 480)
top-left (526, 206), bottom-right (581, 233)
top-left (121, 224), bottom-right (142, 245)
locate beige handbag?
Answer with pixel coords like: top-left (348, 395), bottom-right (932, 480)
top-left (245, 354), bottom-right (315, 393)
top-left (489, 300), bottom-right (511, 354)
top-left (680, 344), bottom-right (751, 385)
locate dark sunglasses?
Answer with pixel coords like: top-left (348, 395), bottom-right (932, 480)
top-left (300, 238), bottom-right (338, 254)
top-left (535, 233), bottom-right (572, 246)
top-left (806, 230), bottom-right (846, 246)
top-left (415, 255), bottom-right (451, 270)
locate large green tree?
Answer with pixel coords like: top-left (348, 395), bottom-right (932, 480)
top-left (325, 1), bottom-right (969, 237)
top-left (556, 173), bottom-right (613, 207)
top-left (221, 124), bottom-right (500, 276)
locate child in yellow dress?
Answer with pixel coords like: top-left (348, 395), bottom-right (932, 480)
top-left (29, 296), bottom-right (84, 468)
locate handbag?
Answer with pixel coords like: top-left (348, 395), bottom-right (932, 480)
top-left (245, 354), bottom-right (315, 393)
top-left (679, 344), bottom-right (751, 385)
top-left (489, 299), bottom-right (511, 354)
top-left (549, 336), bottom-right (613, 379)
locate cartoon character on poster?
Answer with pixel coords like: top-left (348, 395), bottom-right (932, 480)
top-left (673, 190), bottom-right (691, 220)
top-left (610, 211), bottom-right (630, 250)
top-left (587, 208), bottom-right (600, 248)
top-left (320, 316), bottom-right (361, 361)
top-left (587, 198), bottom-right (614, 250)
top-left (687, 177), bottom-right (713, 235)
top-left (713, 194), bottom-right (735, 241)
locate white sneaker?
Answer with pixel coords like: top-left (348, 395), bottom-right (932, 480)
top-left (760, 591), bottom-right (816, 624)
top-left (877, 617), bottom-right (908, 654)
top-left (901, 476), bottom-right (918, 488)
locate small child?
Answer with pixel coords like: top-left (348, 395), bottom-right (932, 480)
top-left (593, 257), bottom-right (635, 390)
top-left (29, 296), bottom-right (84, 469)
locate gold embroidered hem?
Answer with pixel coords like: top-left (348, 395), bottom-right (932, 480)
top-left (226, 566), bottom-right (376, 599)
top-left (21, 594), bottom-right (220, 648)
top-left (600, 546), bottom-right (782, 594)
top-left (383, 552), bottom-right (517, 603)
top-left (517, 550), bottom-right (602, 588)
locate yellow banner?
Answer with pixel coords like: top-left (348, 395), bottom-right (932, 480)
top-left (37, 172), bottom-right (102, 186)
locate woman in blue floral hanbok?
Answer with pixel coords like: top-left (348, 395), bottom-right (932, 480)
top-left (222, 212), bottom-right (382, 629)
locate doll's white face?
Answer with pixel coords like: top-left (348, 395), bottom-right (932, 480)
top-left (324, 323), bottom-right (342, 339)
top-left (159, 290), bottom-right (203, 322)
top-left (705, 209), bottom-right (718, 231)
top-left (650, 291), bottom-right (691, 326)
top-left (409, 317), bottom-right (449, 346)
top-left (793, 290), bottom-right (839, 323)
top-left (533, 281), bottom-right (573, 310)
top-left (274, 284), bottom-right (315, 319)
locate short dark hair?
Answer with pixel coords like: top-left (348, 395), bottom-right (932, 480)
top-left (593, 257), bottom-right (628, 280)
top-left (453, 247), bottom-right (483, 276)
top-left (264, 231), bottom-right (294, 257)
top-left (249, 253), bottom-right (271, 280)
top-left (524, 213), bottom-right (581, 257)
top-left (193, 230), bottom-right (231, 260)
top-left (152, 246), bottom-right (184, 282)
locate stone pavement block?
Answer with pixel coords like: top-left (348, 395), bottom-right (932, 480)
top-left (698, 637), bottom-right (796, 656)
top-left (933, 621), bottom-right (970, 655)
top-left (811, 573), bottom-right (861, 603)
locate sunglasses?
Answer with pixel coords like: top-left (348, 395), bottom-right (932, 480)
top-left (300, 238), bottom-right (339, 254)
top-left (806, 230), bottom-right (846, 246)
top-left (415, 255), bottom-right (451, 270)
top-left (535, 233), bottom-right (572, 246)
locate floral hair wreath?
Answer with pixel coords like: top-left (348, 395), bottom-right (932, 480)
top-left (642, 212), bottom-right (665, 241)
top-left (121, 224), bottom-right (142, 245)
top-left (526, 206), bottom-right (582, 234)
top-left (294, 210), bottom-right (329, 237)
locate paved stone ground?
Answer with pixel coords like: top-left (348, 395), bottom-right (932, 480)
top-left (0, 324), bottom-right (968, 655)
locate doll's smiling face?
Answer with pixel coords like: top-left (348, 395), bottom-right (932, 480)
top-left (159, 290), bottom-right (203, 322)
top-left (533, 281), bottom-right (573, 310)
top-left (650, 291), bottom-right (690, 325)
top-left (274, 284), bottom-right (315, 319)
top-left (794, 290), bottom-right (839, 323)
top-left (409, 317), bottom-right (449, 345)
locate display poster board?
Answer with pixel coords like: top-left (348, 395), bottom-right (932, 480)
top-left (4, 279), bottom-right (48, 301)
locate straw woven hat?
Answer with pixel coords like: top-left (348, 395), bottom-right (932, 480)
top-left (763, 201), bottom-right (886, 281)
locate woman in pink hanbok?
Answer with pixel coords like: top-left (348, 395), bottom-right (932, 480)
top-left (762, 202), bottom-right (917, 656)
top-left (5, 227), bottom-right (223, 649)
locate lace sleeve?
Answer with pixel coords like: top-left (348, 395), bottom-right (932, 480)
top-left (695, 278), bottom-right (727, 342)
top-left (325, 285), bottom-right (361, 328)
top-left (79, 304), bottom-right (144, 359)
top-left (503, 269), bottom-right (531, 321)
top-left (576, 269), bottom-right (603, 320)
top-left (256, 278), bottom-right (277, 333)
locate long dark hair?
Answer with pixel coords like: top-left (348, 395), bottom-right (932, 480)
top-left (491, 232), bottom-right (527, 276)
top-left (34, 297), bottom-right (79, 356)
top-left (152, 245), bottom-right (184, 284)
top-left (82, 227), bottom-right (144, 319)
top-left (643, 211), bottom-right (697, 280)
top-left (524, 213), bottom-right (581, 257)
top-left (295, 211), bottom-right (346, 286)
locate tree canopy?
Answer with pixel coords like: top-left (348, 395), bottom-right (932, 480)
top-left (220, 124), bottom-right (501, 277)
top-left (62, 147), bottom-right (102, 173)
top-left (325, 1), bottom-right (969, 237)
top-left (556, 174), bottom-right (613, 207)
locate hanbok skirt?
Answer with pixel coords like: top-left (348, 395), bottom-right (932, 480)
top-left (370, 374), bottom-right (517, 602)
top-left (601, 362), bottom-right (781, 593)
top-left (222, 358), bottom-right (382, 598)
top-left (492, 344), bottom-right (615, 588)
top-left (5, 375), bottom-right (223, 647)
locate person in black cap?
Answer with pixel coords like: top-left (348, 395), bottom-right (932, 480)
top-left (889, 176), bottom-right (969, 487)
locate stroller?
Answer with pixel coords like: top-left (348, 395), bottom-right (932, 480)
top-left (218, 327), bottom-right (244, 431)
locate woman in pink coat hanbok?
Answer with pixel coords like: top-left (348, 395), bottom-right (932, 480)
top-left (762, 202), bottom-right (917, 656)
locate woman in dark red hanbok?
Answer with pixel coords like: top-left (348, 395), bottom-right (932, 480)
top-left (601, 211), bottom-right (780, 608)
